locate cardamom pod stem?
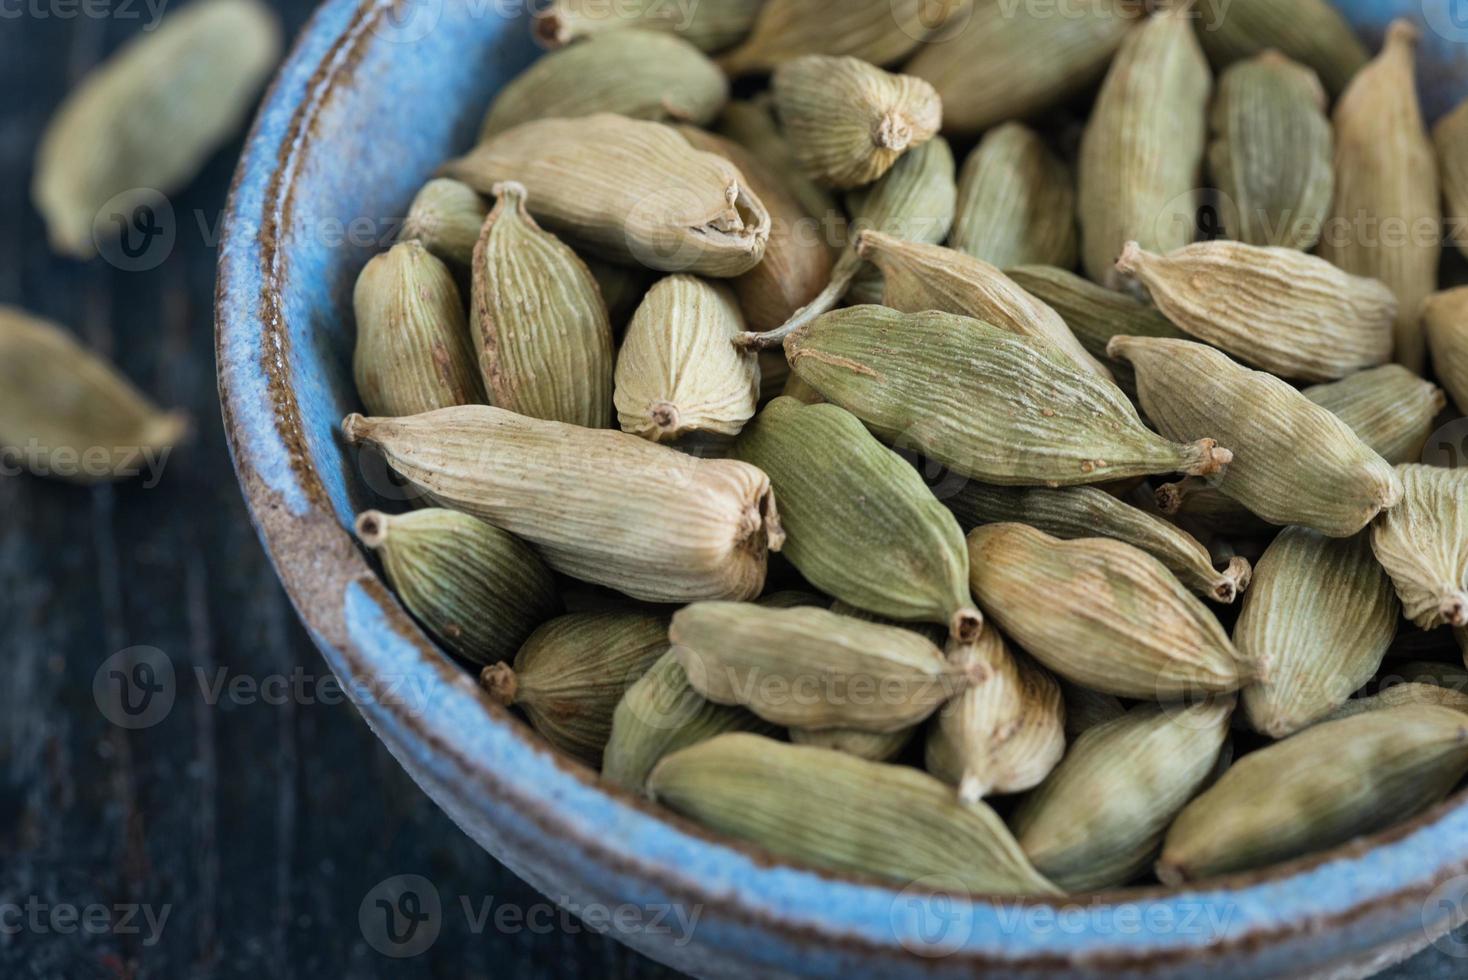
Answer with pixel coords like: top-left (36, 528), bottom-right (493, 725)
top-left (1371, 465), bottom-right (1468, 630)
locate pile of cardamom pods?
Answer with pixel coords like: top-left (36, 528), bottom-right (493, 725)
top-left (342, 0), bottom-right (1468, 896)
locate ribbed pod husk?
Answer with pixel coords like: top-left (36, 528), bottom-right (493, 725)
top-left (1304, 365), bottom-right (1445, 465)
top-left (718, 0), bottom-right (963, 76)
top-left (614, 275), bottom-right (759, 444)
top-left (1237, 528), bottom-right (1400, 737)
top-left (481, 31), bottom-right (728, 138)
top-left (678, 127), bottom-right (835, 333)
top-left (1436, 99), bottom-right (1468, 261)
top-left (31, 0), bottom-right (281, 257)
top-left (471, 183), bottom-right (613, 427)
top-left (602, 649), bottom-right (780, 792)
top-left (1110, 336), bottom-right (1403, 536)
top-left (785, 306), bottom-right (1233, 487)
top-left (354, 508), bottom-right (561, 666)
top-left (399, 178), bottom-right (486, 267)
top-left (0, 306), bottom-right (188, 483)
top-left (947, 482), bottom-right (1252, 604)
top-left (733, 397), bottom-right (981, 641)
top-left (771, 56), bottom-right (941, 190)
top-left (534, 0), bottom-right (763, 53)
top-left (341, 406), bottom-right (783, 603)
top-left (1077, 8), bottom-right (1211, 287)
top-left (1318, 22), bottom-right (1440, 374)
top-left (1187, 0), bottom-right (1368, 96)
top-left (1115, 240), bottom-right (1396, 382)
top-left (926, 628), bottom-right (1065, 803)
top-left (1013, 699), bottom-right (1233, 893)
top-left (789, 726), bottom-right (915, 763)
top-left (443, 114), bottom-right (770, 277)
top-left (1321, 683), bottom-right (1468, 725)
top-left (968, 523), bottom-right (1253, 699)
top-left (1006, 264), bottom-right (1186, 398)
top-left (1207, 53), bottom-right (1333, 250)
top-left (1372, 465), bottom-right (1468, 631)
top-left (482, 612), bottom-right (668, 767)
top-left (1157, 705), bottom-right (1468, 884)
top-left (648, 734), bottom-right (1061, 895)
top-left (1423, 288), bottom-right (1468, 416)
top-left (717, 96), bottom-right (839, 224)
top-left (857, 232), bottom-right (1108, 380)
top-left (950, 124), bottom-right (1077, 270)
top-left (905, 0), bottom-right (1139, 137)
top-left (670, 602), bottom-right (968, 733)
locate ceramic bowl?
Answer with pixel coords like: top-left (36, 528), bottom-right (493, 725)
top-left (217, 1), bottom-right (1468, 974)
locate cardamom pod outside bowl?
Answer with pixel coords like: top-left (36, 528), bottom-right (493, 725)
top-left (217, 1), bottom-right (1468, 975)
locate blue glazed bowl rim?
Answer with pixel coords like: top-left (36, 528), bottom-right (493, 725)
top-left (215, 0), bottom-right (1468, 968)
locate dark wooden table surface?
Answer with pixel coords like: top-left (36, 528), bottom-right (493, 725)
top-left (0, 2), bottom-right (1463, 978)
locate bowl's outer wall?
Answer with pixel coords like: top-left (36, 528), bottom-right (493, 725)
top-left (217, 1), bottom-right (1468, 976)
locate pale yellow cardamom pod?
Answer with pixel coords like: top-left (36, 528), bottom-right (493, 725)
top-left (1185, 0), bottom-right (1366, 96)
top-left (926, 628), bottom-right (1066, 804)
top-left (1012, 699), bottom-right (1233, 893)
top-left (1435, 97), bottom-right (1468, 261)
top-left (648, 733), bottom-right (1061, 895)
top-left (1158, 705), bottom-right (1468, 884)
top-left (718, 0), bottom-right (966, 76)
top-left (968, 523), bottom-right (1254, 700)
top-left (32, 0), bottom-right (281, 257)
top-left (480, 31), bottom-right (728, 138)
top-left (1318, 21), bottom-right (1440, 373)
top-left (341, 406), bottom-right (783, 604)
top-left (613, 274), bottom-right (759, 444)
top-left (0, 306), bottom-right (188, 483)
top-left (1422, 288), bottom-right (1468, 416)
top-left (1303, 364), bottom-right (1445, 465)
top-left (1237, 528), bottom-right (1400, 737)
top-left (534, 0), bottom-right (764, 52)
top-left (1110, 336), bottom-right (1402, 536)
top-left (772, 56), bottom-right (942, 190)
top-left (950, 123), bottom-right (1077, 270)
top-left (443, 114), bottom-right (770, 277)
top-left (1115, 240), bottom-right (1396, 382)
top-left (1077, 8), bottom-right (1211, 287)
top-left (1371, 465), bottom-right (1468, 631)
top-left (399, 178), bottom-right (486, 267)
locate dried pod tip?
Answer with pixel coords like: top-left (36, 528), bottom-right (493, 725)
top-left (1154, 481), bottom-right (1187, 515)
top-left (147, 410), bottom-right (192, 448)
top-left (957, 771), bottom-right (989, 806)
top-left (490, 181), bottom-right (531, 220)
top-left (853, 229), bottom-right (878, 260)
top-left (760, 491), bottom-right (786, 552)
top-left (1185, 439), bottom-right (1234, 478)
top-left (480, 663), bottom-right (519, 706)
top-left (1441, 594), bottom-right (1468, 629)
top-left (1213, 557), bottom-right (1253, 604)
top-left (1114, 240), bottom-right (1146, 277)
top-left (950, 608), bottom-right (984, 645)
top-left (1386, 18), bottom-right (1421, 50)
top-left (530, 10), bottom-right (569, 47)
top-left (342, 413), bottom-right (370, 445)
top-left (875, 112), bottom-right (914, 152)
top-left (1155, 860), bottom-right (1187, 888)
top-left (649, 401), bottom-right (682, 438)
top-left (1104, 335), bottom-right (1138, 362)
top-left (355, 511), bottom-right (390, 550)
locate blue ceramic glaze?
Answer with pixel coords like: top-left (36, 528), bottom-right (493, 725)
top-left (217, 2), bottom-right (1468, 974)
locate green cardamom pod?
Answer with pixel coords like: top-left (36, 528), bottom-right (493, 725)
top-left (1372, 465), bottom-right (1468, 631)
top-left (1435, 97), bottom-right (1468, 261)
top-left (354, 509), bottom-right (560, 666)
top-left (1060, 681), bottom-right (1127, 737)
top-left (671, 602), bottom-right (969, 733)
top-left (718, 0), bottom-right (965, 76)
top-left (772, 56), bottom-right (941, 190)
top-left (789, 726), bottom-right (915, 763)
top-left (968, 523), bottom-right (1253, 700)
top-left (1207, 52), bottom-right (1333, 250)
top-left (481, 31), bottom-right (728, 138)
top-left (534, 0), bottom-right (764, 53)
top-left (1115, 240), bottom-right (1396, 382)
top-left (1304, 364), bottom-right (1445, 465)
top-left (482, 612), bottom-right (668, 767)
top-left (1013, 698), bottom-right (1233, 893)
top-left (906, 0), bottom-right (1139, 137)
top-left (1077, 8), bottom-right (1211, 287)
top-left (471, 182), bottom-right (613, 427)
top-left (443, 114), bottom-right (770, 277)
top-left (950, 123), bottom-right (1077, 270)
top-left (342, 407), bottom-right (783, 603)
top-left (1423, 288), bottom-right (1468, 416)
top-left (1321, 683), bottom-right (1468, 726)
top-left (614, 275), bottom-right (759, 445)
top-left (648, 733), bottom-right (1061, 895)
top-left (353, 241), bottom-right (483, 418)
top-left (857, 232), bottom-right (1108, 380)
top-left (1109, 336), bottom-right (1402, 536)
top-left (1188, 0), bottom-right (1367, 96)
top-left (1318, 22), bottom-right (1440, 374)
top-left (926, 628), bottom-right (1065, 803)
top-left (0, 306), bottom-right (188, 483)
top-left (1157, 705), bottom-right (1468, 884)
top-left (717, 96), bottom-right (839, 226)
top-left (399, 178), bottom-right (486, 267)
top-left (947, 482), bottom-right (1252, 603)
top-left (786, 306), bottom-right (1232, 487)
top-left (1237, 528), bottom-right (1400, 737)
top-left (733, 396), bottom-right (982, 641)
